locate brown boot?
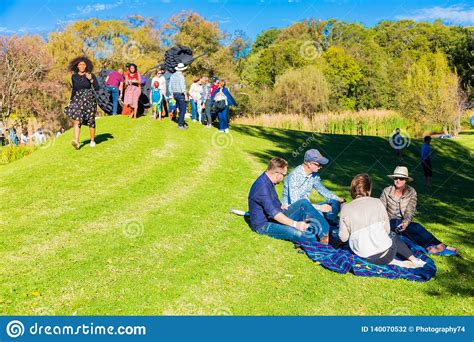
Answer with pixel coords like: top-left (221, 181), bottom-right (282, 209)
top-left (320, 234), bottom-right (329, 245)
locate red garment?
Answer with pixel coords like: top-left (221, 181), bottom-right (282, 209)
top-left (106, 71), bottom-right (124, 88)
top-left (210, 84), bottom-right (219, 98)
top-left (127, 72), bottom-right (139, 82)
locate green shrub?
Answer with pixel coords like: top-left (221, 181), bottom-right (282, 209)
top-left (0, 145), bottom-right (38, 165)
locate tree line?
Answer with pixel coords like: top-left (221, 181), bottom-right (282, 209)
top-left (0, 11), bottom-right (472, 135)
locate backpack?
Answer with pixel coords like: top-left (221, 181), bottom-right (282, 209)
top-left (122, 104), bottom-right (132, 115)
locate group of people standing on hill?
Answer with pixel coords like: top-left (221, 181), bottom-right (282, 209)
top-left (105, 63), bottom-right (143, 119)
top-left (64, 56), bottom-right (237, 149)
top-left (248, 148), bottom-right (458, 270)
top-left (169, 63), bottom-right (236, 132)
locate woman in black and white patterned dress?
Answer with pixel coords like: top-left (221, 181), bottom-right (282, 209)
top-left (65, 56), bottom-right (99, 149)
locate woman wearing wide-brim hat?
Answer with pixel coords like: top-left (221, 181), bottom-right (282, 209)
top-left (380, 166), bottom-right (458, 256)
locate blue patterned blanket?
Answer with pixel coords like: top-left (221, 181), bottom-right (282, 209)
top-left (298, 237), bottom-right (436, 281)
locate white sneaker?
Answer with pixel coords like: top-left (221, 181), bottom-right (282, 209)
top-left (224, 128), bottom-right (229, 134)
top-left (411, 258), bottom-right (426, 268)
top-left (90, 141), bottom-right (96, 147)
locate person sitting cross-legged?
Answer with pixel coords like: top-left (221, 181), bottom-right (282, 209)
top-left (339, 173), bottom-right (426, 268)
top-left (380, 166), bottom-right (458, 256)
top-left (248, 157), bottom-right (330, 244)
top-left (282, 149), bottom-right (345, 226)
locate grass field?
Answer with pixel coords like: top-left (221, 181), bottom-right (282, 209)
top-left (0, 116), bottom-right (472, 315)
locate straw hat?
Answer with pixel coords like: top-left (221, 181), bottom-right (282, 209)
top-left (175, 63), bottom-right (188, 71)
top-left (387, 166), bottom-right (413, 182)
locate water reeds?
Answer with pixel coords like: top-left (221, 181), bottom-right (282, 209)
top-left (233, 110), bottom-right (407, 136)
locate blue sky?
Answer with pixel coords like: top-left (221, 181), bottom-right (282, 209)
top-left (0, 0), bottom-right (473, 40)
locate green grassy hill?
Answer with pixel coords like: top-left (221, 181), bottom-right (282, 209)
top-left (0, 116), bottom-right (472, 315)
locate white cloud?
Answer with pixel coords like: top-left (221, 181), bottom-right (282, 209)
top-left (396, 4), bottom-right (474, 25)
top-left (76, 1), bottom-right (123, 15)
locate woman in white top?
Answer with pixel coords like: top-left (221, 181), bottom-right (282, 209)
top-left (339, 173), bottom-right (425, 268)
top-left (151, 68), bottom-right (168, 118)
top-left (189, 77), bottom-right (203, 122)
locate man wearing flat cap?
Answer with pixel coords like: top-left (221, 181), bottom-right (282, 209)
top-left (282, 149), bottom-right (345, 222)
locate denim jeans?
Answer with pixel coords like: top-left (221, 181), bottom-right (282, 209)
top-left (318, 199), bottom-right (341, 223)
top-left (203, 99), bottom-right (211, 124)
top-left (390, 219), bottom-right (442, 249)
top-left (217, 106), bottom-right (229, 130)
top-left (107, 86), bottom-right (119, 115)
top-left (173, 92), bottom-right (187, 126)
top-left (257, 199), bottom-right (329, 243)
top-left (190, 99), bottom-right (198, 120)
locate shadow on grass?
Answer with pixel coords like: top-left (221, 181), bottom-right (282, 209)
top-left (80, 133), bottom-right (114, 147)
top-left (233, 124), bottom-right (474, 296)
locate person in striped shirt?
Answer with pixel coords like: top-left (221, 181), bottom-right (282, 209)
top-left (169, 63), bottom-right (189, 129)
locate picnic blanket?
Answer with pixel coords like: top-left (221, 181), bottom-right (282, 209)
top-left (298, 236), bottom-right (436, 281)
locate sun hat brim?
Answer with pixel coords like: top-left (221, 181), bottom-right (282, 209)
top-left (387, 174), bottom-right (413, 182)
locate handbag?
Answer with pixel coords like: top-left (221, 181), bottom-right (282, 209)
top-left (213, 90), bottom-right (227, 111)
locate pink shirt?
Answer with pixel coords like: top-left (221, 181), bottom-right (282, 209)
top-left (106, 71), bottom-right (124, 88)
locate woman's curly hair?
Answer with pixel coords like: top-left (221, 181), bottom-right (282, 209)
top-left (68, 56), bottom-right (94, 73)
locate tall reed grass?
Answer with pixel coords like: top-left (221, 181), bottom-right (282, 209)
top-left (233, 110), bottom-right (407, 136)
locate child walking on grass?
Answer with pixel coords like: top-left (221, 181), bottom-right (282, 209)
top-left (150, 81), bottom-right (162, 120)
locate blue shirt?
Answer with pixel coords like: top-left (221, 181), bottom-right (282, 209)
top-left (421, 143), bottom-right (431, 161)
top-left (151, 88), bottom-right (161, 103)
top-left (281, 165), bottom-right (338, 205)
top-left (248, 172), bottom-right (282, 231)
top-left (210, 87), bottom-right (237, 106)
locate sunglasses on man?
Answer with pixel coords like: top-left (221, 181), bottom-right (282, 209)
top-left (275, 171), bottom-right (287, 177)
